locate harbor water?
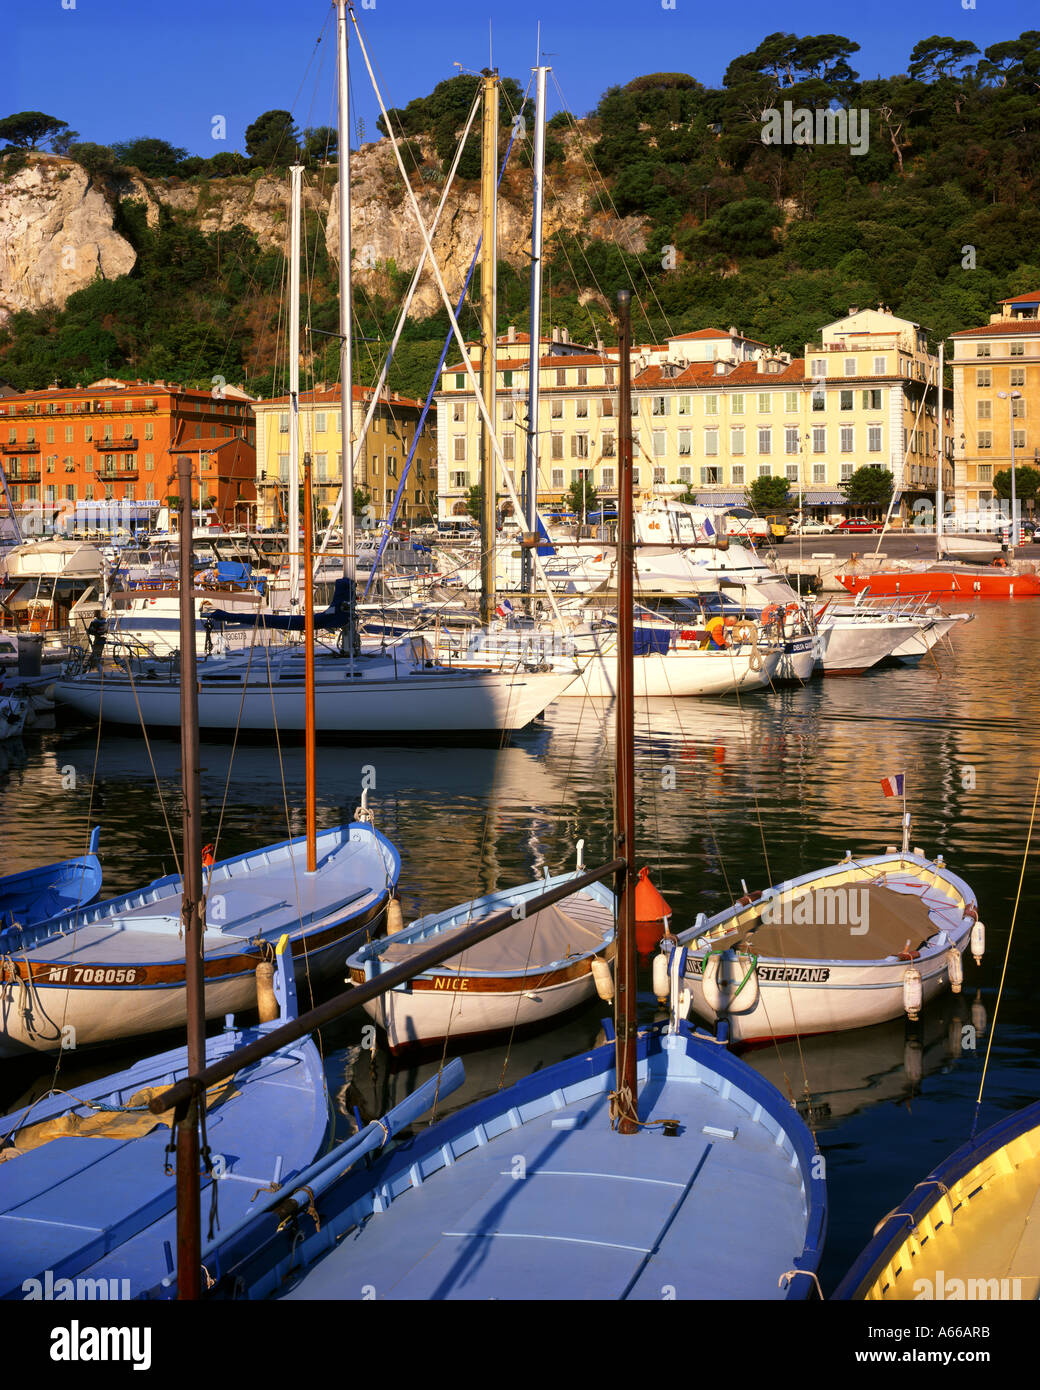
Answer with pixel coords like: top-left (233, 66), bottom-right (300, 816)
top-left (1, 596), bottom-right (1037, 1295)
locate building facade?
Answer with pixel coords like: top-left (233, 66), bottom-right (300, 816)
top-left (950, 291), bottom-right (1040, 520)
top-left (0, 379), bottom-right (256, 532)
top-left (253, 385), bottom-right (437, 530)
top-left (435, 310), bottom-right (950, 522)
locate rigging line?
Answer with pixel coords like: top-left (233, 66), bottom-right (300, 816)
top-left (348, 10), bottom-right (565, 626)
top-left (47, 650), bottom-right (109, 1099)
top-left (547, 71), bottom-right (676, 343)
top-left (971, 762), bottom-right (1040, 1138)
top-left (178, 14), bottom-right (333, 396)
top-left (330, 82), bottom-right (488, 584)
top-left (211, 615), bottom-right (262, 863)
top-left (261, 634), bottom-right (318, 1023)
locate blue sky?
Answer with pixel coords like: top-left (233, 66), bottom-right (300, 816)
top-left (9, 0), bottom-right (1033, 156)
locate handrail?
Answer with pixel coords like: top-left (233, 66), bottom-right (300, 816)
top-left (148, 855), bottom-right (625, 1115)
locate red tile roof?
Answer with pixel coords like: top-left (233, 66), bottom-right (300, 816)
top-left (263, 385), bottom-right (424, 408)
top-left (634, 358), bottom-right (805, 387)
top-left (950, 319), bottom-right (1040, 337)
top-left (998, 291), bottom-right (1040, 304)
top-left (669, 328), bottom-right (730, 340)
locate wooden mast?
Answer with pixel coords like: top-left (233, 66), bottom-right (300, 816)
top-left (175, 453), bottom-right (206, 1297)
top-left (479, 67), bottom-right (499, 627)
top-left (614, 289), bottom-right (638, 1134)
top-left (304, 451), bottom-right (317, 872)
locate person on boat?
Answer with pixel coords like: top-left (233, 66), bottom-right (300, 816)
top-left (704, 616), bottom-right (729, 649)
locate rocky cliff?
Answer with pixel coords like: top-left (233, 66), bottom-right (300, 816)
top-left (0, 136), bottom-right (646, 326)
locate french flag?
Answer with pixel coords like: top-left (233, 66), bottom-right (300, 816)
top-left (880, 773), bottom-right (905, 798)
top-left (495, 599), bottom-right (513, 618)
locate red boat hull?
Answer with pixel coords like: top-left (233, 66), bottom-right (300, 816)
top-left (838, 570), bottom-right (1040, 598)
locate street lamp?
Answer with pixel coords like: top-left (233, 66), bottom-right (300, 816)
top-left (996, 390), bottom-right (1023, 557)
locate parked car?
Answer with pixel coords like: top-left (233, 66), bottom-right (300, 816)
top-left (834, 517), bottom-right (885, 533)
top-left (789, 517), bottom-right (835, 535)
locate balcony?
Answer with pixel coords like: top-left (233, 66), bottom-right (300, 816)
top-left (98, 467), bottom-right (138, 481)
top-left (7, 468), bottom-right (41, 482)
top-left (98, 437), bottom-right (139, 449)
top-left (1, 440), bottom-right (40, 454)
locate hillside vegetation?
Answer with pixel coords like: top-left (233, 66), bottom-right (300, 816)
top-left (1, 30), bottom-right (1039, 399)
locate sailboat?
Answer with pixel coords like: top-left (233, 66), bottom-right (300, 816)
top-left (51, 150), bottom-right (582, 736)
top-left (139, 276), bottom-right (827, 1302)
top-left (0, 456), bottom-right (401, 1059)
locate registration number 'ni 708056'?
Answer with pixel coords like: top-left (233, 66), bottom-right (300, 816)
top-left (42, 966), bottom-right (144, 986)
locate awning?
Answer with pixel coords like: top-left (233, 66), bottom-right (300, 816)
top-left (798, 490), bottom-right (846, 505)
top-left (694, 490), bottom-right (744, 506)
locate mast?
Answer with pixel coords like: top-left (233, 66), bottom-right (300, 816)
top-left (614, 288), bottom-right (638, 1135)
top-left (175, 454), bottom-right (206, 1298)
top-left (479, 67), bottom-right (499, 627)
top-left (522, 63), bottom-right (548, 605)
top-left (288, 164), bottom-right (303, 607)
top-left (336, 0), bottom-right (354, 593)
top-left (936, 341), bottom-right (944, 558)
top-left (303, 450), bottom-right (317, 872)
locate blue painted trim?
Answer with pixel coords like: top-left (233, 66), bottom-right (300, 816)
top-left (833, 1098), bottom-right (1040, 1299)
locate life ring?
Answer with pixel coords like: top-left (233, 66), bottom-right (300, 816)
top-left (760, 604), bottom-right (782, 629)
top-left (731, 620), bottom-right (758, 647)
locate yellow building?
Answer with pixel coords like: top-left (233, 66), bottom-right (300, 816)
top-left (435, 310), bottom-right (949, 521)
top-left (253, 385), bottom-right (437, 529)
top-left (951, 291), bottom-right (1040, 519)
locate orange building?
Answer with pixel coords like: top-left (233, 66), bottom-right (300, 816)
top-left (0, 378), bottom-right (257, 534)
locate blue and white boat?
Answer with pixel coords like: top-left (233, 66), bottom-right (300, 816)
top-left (667, 844), bottom-right (982, 1044)
top-left (0, 940), bottom-right (330, 1302)
top-left (0, 815), bottom-right (399, 1057)
top-left (0, 826), bottom-right (102, 929)
top-left (347, 861), bottom-right (615, 1054)
top-left (153, 954), bottom-right (827, 1301)
top-left (834, 1099), bottom-right (1040, 1301)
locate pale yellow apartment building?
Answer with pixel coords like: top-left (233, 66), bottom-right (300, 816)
top-left (435, 308), bottom-right (951, 523)
top-left (253, 385), bottom-right (437, 529)
top-left (950, 291), bottom-right (1040, 520)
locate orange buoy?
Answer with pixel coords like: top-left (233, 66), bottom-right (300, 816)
top-left (635, 866), bottom-right (672, 961)
top-left (635, 866), bottom-right (671, 930)
top-left (202, 843), bottom-right (215, 867)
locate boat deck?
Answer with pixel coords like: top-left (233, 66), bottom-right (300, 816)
top-left (285, 1037), bottom-right (812, 1300)
top-left (0, 1031), bottom-right (328, 1297)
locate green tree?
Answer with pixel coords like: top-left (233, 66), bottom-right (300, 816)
top-left (244, 110), bottom-right (300, 166)
top-left (907, 37), bottom-right (980, 82)
top-left (0, 111), bottom-right (70, 150)
top-left (465, 484), bottom-right (482, 522)
top-left (993, 465), bottom-right (1040, 503)
top-left (841, 467), bottom-right (894, 511)
top-left (566, 473), bottom-right (598, 520)
top-left (302, 126), bottom-right (338, 163)
top-left (67, 142), bottom-right (119, 178)
top-left (111, 137), bottom-right (188, 176)
top-left (746, 476), bottom-right (791, 512)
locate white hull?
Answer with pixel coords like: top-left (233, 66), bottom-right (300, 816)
top-left (365, 971), bottom-right (598, 1053)
top-left (568, 643), bottom-right (781, 698)
top-left (817, 618), bottom-right (908, 674)
top-left (52, 659), bottom-right (577, 733)
top-left (672, 851), bottom-right (978, 1044)
top-left (685, 944), bottom-right (969, 1043)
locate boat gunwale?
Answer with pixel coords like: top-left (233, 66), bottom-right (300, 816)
top-left (833, 1098), bottom-right (1040, 1300)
